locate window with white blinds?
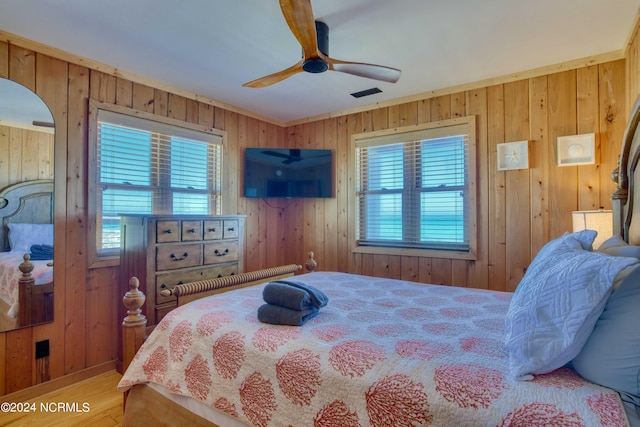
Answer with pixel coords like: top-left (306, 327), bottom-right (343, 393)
top-left (355, 117), bottom-right (475, 253)
top-left (94, 107), bottom-right (223, 255)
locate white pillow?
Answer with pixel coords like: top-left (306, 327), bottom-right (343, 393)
top-left (504, 232), bottom-right (639, 380)
top-left (7, 223), bottom-right (54, 253)
top-left (598, 234), bottom-right (640, 259)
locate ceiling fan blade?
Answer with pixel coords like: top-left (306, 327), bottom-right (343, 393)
top-left (242, 60), bottom-right (305, 88)
top-left (246, 0), bottom-right (400, 88)
top-left (327, 57), bottom-right (401, 83)
top-left (280, 0), bottom-right (319, 59)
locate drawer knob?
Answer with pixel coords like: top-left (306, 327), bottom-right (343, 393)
top-left (227, 227), bottom-right (235, 232)
top-left (188, 228), bottom-right (196, 233)
top-left (214, 248), bottom-right (230, 256)
top-left (209, 227), bottom-right (217, 232)
top-left (170, 252), bottom-right (189, 261)
top-left (165, 229), bottom-right (173, 234)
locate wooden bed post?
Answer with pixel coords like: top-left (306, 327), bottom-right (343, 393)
top-left (122, 277), bottom-right (147, 374)
top-left (18, 254), bottom-right (35, 327)
top-left (611, 159), bottom-right (627, 238)
top-left (305, 251), bottom-right (317, 272)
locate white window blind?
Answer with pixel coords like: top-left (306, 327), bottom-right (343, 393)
top-left (355, 121), bottom-right (472, 252)
top-left (95, 109), bottom-right (223, 253)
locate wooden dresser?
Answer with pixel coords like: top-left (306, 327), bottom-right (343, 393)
top-left (119, 214), bottom-right (245, 325)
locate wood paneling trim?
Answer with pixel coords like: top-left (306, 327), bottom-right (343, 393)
top-left (487, 84), bottom-right (506, 292)
top-left (0, 30), bottom-right (286, 126)
top-left (288, 52), bottom-right (626, 126)
top-left (0, 28), bottom-right (626, 129)
top-left (529, 75), bottom-right (550, 258)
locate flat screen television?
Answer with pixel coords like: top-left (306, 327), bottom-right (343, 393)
top-left (244, 148), bottom-right (333, 198)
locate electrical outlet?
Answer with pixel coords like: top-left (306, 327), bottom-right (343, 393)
top-left (35, 339), bottom-right (50, 359)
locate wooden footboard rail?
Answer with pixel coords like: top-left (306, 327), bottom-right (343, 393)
top-left (160, 263), bottom-right (302, 301)
top-left (122, 254), bottom-right (317, 374)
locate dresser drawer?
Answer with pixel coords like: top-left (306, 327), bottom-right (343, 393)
top-left (203, 220), bottom-right (223, 240)
top-left (156, 220), bottom-right (180, 243)
top-left (209, 263), bottom-right (238, 278)
top-left (204, 240), bottom-right (239, 265)
top-left (181, 220), bottom-right (202, 241)
top-left (155, 264), bottom-right (239, 304)
top-left (156, 244), bottom-right (202, 270)
top-left (223, 220), bottom-right (240, 239)
top-left (156, 303), bottom-right (177, 324)
top-left (156, 270), bottom-right (202, 304)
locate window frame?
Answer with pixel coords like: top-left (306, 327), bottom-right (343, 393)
top-left (351, 116), bottom-right (477, 260)
top-left (88, 99), bottom-right (226, 268)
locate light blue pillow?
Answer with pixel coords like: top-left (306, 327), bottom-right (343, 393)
top-left (571, 264), bottom-right (640, 407)
top-left (533, 230), bottom-right (596, 260)
top-left (570, 229), bottom-right (598, 250)
top-left (504, 232), bottom-right (639, 380)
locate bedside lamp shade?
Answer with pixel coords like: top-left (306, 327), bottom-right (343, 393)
top-left (572, 209), bottom-right (612, 249)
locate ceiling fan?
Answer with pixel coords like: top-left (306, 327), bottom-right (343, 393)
top-left (262, 148), bottom-right (329, 164)
top-left (243, 0), bottom-right (401, 88)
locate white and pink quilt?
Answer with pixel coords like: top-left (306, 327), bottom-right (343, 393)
top-left (0, 252), bottom-right (53, 318)
top-left (119, 272), bottom-right (629, 427)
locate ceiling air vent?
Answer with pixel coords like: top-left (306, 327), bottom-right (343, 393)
top-left (350, 87), bottom-right (382, 98)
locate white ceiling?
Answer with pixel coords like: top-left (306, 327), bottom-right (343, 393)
top-left (1, 0), bottom-right (639, 124)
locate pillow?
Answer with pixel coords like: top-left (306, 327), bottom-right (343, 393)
top-left (570, 229), bottom-right (599, 250)
top-left (598, 234), bottom-right (640, 259)
top-left (7, 223), bottom-right (54, 253)
top-left (504, 233), bottom-right (639, 380)
top-left (571, 264), bottom-right (640, 408)
top-left (518, 230), bottom-right (595, 273)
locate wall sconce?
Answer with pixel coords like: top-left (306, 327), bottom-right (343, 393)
top-left (572, 209), bottom-right (612, 249)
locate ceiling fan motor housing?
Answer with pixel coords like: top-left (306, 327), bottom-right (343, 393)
top-left (302, 21), bottom-right (329, 73)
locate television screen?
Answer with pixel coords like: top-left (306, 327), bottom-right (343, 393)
top-left (244, 148), bottom-right (333, 198)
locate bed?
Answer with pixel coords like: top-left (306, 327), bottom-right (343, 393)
top-left (0, 180), bottom-right (54, 328)
top-left (118, 96), bottom-right (640, 426)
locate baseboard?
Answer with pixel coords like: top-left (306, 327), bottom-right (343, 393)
top-left (2, 360), bottom-right (117, 401)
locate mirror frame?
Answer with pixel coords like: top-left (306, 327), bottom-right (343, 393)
top-left (0, 77), bottom-right (55, 331)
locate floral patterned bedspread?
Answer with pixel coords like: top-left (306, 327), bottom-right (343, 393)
top-left (0, 252), bottom-right (53, 318)
top-left (118, 272), bottom-right (629, 427)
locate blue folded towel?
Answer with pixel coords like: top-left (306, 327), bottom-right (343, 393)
top-left (29, 244), bottom-right (54, 260)
top-left (262, 280), bottom-right (329, 310)
top-left (257, 304), bottom-right (319, 326)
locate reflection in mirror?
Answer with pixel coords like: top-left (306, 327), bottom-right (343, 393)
top-left (0, 78), bottom-right (55, 332)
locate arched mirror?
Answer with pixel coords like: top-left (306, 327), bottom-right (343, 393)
top-left (0, 77), bottom-right (54, 331)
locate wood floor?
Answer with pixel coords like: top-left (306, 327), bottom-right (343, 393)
top-left (1, 370), bottom-right (123, 426)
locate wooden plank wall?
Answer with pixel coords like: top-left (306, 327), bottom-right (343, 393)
top-left (0, 39), bottom-right (284, 394)
top-left (0, 20), bottom-right (639, 394)
top-left (627, 17), bottom-right (640, 112)
top-left (0, 127), bottom-right (54, 188)
top-left (281, 61), bottom-right (627, 292)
